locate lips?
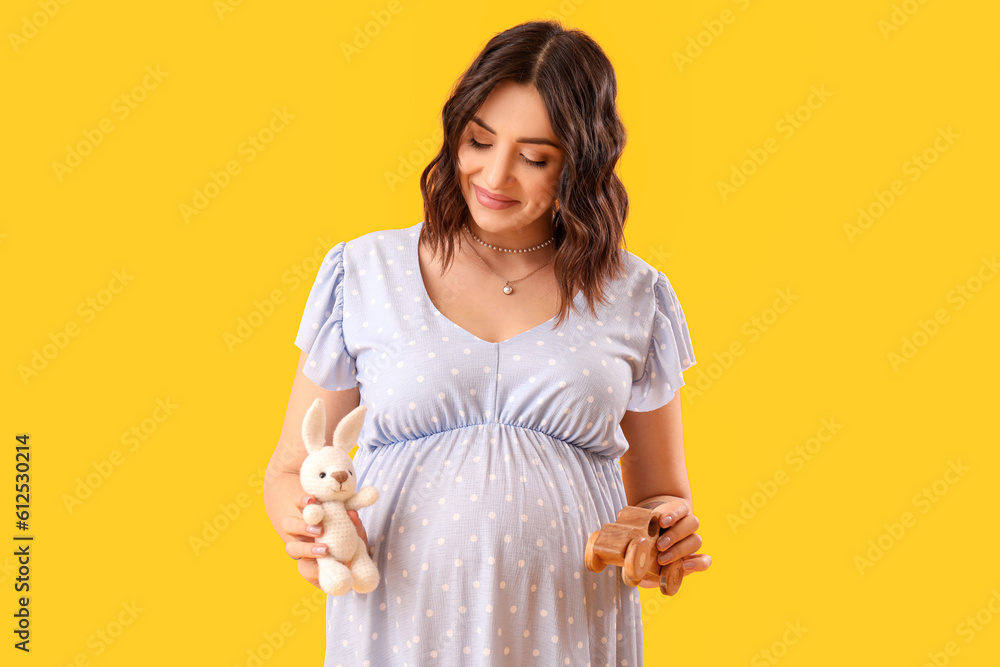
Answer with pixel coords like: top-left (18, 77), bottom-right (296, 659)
top-left (474, 185), bottom-right (516, 202)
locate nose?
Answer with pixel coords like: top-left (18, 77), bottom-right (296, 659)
top-left (482, 146), bottom-right (514, 191)
top-left (333, 471), bottom-right (348, 484)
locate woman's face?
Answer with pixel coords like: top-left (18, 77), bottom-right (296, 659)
top-left (456, 80), bottom-right (565, 235)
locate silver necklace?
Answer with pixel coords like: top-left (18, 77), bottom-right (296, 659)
top-left (462, 224), bottom-right (555, 295)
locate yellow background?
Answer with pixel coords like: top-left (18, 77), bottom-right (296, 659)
top-left (3, 0), bottom-right (998, 665)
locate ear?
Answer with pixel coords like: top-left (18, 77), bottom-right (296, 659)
top-left (301, 398), bottom-right (327, 455)
top-left (332, 404), bottom-right (367, 454)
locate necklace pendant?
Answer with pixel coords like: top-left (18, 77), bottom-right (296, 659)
top-left (502, 283), bottom-right (513, 295)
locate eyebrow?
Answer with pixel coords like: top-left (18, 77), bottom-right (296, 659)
top-left (471, 116), bottom-right (561, 149)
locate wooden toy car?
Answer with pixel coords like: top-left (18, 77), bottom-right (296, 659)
top-left (584, 505), bottom-right (685, 596)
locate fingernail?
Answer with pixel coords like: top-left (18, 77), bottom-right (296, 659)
top-left (307, 525), bottom-right (321, 535)
top-left (312, 545), bottom-right (327, 555)
top-left (659, 551), bottom-right (673, 565)
top-left (683, 561), bottom-right (695, 569)
top-left (302, 495), bottom-right (312, 504)
top-left (657, 536), bottom-right (671, 550)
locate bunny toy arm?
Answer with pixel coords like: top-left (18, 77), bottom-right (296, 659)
top-left (302, 502), bottom-right (325, 525)
top-left (345, 486), bottom-right (379, 512)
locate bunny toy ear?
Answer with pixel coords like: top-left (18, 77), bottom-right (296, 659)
top-left (332, 404), bottom-right (367, 454)
top-left (301, 398), bottom-right (327, 455)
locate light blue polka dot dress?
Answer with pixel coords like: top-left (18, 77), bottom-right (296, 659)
top-left (294, 221), bottom-right (697, 667)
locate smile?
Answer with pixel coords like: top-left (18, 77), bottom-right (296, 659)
top-left (474, 184), bottom-right (518, 209)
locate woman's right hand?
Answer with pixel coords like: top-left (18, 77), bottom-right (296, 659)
top-left (284, 494), bottom-right (371, 591)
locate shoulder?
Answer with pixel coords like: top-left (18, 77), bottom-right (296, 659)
top-left (616, 247), bottom-right (663, 295)
top-left (329, 222), bottom-right (422, 274)
top-left (343, 221), bottom-right (422, 256)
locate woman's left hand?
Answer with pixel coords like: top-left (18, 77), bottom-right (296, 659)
top-left (619, 496), bottom-right (712, 587)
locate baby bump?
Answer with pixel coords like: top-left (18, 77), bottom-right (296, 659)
top-left (356, 428), bottom-right (616, 582)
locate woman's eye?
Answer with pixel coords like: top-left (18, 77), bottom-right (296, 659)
top-left (466, 137), bottom-right (548, 169)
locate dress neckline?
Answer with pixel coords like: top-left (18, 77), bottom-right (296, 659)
top-left (411, 221), bottom-right (579, 345)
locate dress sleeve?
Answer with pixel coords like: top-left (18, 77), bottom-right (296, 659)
top-left (627, 270), bottom-right (697, 412)
top-left (293, 241), bottom-right (360, 392)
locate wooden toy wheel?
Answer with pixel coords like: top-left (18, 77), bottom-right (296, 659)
top-left (584, 530), bottom-right (605, 573)
top-left (623, 537), bottom-right (651, 583)
top-left (621, 568), bottom-right (642, 587)
top-left (659, 560), bottom-right (684, 596)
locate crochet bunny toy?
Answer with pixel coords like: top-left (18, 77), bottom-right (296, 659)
top-left (300, 399), bottom-right (380, 596)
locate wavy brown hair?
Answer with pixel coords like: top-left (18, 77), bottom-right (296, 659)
top-left (418, 19), bottom-right (630, 328)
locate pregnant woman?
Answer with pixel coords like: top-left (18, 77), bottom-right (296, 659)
top-left (264, 19), bottom-right (712, 666)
